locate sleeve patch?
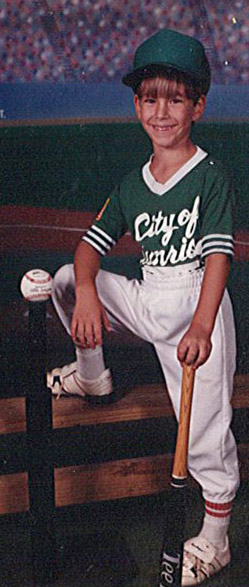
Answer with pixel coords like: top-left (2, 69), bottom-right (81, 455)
top-left (95, 198), bottom-right (110, 221)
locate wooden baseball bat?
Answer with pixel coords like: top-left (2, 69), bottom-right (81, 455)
top-left (159, 364), bottom-right (195, 587)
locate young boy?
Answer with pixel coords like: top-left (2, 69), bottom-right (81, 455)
top-left (47, 29), bottom-right (240, 585)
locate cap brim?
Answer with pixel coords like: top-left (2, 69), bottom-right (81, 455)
top-left (122, 64), bottom-right (171, 89)
top-left (122, 63), bottom-right (209, 93)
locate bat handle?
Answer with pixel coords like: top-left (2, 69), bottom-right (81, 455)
top-left (172, 364), bottom-right (195, 481)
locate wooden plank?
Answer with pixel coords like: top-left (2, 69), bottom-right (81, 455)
top-left (0, 472), bottom-right (29, 514)
top-left (1, 444), bottom-right (249, 514)
top-left (0, 454), bottom-right (180, 514)
top-left (1, 374), bottom-right (249, 436)
top-left (52, 383), bottom-right (171, 429)
top-left (52, 374), bottom-right (249, 429)
top-left (54, 443), bottom-right (249, 507)
top-left (0, 397), bottom-right (26, 434)
top-left (54, 454), bottom-right (173, 507)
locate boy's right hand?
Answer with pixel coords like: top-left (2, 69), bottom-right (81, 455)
top-left (71, 286), bottom-right (111, 349)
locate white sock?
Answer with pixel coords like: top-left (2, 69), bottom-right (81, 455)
top-left (76, 346), bottom-right (106, 381)
top-left (199, 499), bottom-right (233, 549)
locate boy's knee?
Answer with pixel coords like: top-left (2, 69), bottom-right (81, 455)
top-left (52, 264), bottom-right (74, 298)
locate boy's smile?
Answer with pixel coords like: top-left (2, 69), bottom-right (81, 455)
top-left (134, 82), bottom-right (205, 153)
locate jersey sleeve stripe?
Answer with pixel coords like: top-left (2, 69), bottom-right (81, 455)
top-left (92, 225), bottom-right (116, 245)
top-left (82, 235), bottom-right (107, 256)
top-left (202, 240), bottom-right (234, 252)
top-left (201, 246), bottom-right (234, 258)
top-left (202, 234), bottom-right (233, 244)
top-left (86, 229), bottom-right (113, 250)
top-left (82, 225), bottom-right (116, 256)
top-left (201, 234), bottom-right (234, 258)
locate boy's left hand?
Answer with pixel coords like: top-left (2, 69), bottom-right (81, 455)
top-left (177, 324), bottom-right (212, 369)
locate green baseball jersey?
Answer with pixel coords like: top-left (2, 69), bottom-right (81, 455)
top-left (83, 147), bottom-right (235, 267)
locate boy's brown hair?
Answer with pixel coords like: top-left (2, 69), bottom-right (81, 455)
top-left (135, 68), bottom-right (204, 105)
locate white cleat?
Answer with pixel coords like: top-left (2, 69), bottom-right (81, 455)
top-left (47, 362), bottom-right (114, 403)
top-left (182, 535), bottom-right (230, 585)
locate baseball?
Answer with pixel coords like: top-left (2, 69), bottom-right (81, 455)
top-left (20, 269), bottom-right (53, 302)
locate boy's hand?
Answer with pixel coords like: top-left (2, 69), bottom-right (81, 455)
top-left (71, 287), bottom-right (111, 349)
top-left (177, 254), bottom-right (230, 369)
top-left (177, 323), bottom-right (212, 370)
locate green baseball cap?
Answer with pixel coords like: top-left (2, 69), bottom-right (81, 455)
top-left (122, 29), bottom-right (211, 94)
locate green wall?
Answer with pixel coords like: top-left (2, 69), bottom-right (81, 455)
top-left (1, 122), bottom-right (248, 229)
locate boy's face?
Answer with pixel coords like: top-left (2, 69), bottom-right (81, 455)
top-left (134, 78), bottom-right (206, 152)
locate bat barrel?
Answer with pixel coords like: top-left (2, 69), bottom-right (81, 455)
top-left (172, 365), bottom-right (195, 479)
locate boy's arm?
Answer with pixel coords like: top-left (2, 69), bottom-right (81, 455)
top-left (71, 241), bottom-right (111, 349)
top-left (177, 253), bottom-right (230, 369)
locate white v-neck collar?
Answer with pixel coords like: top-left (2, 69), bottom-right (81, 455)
top-left (142, 146), bottom-right (208, 195)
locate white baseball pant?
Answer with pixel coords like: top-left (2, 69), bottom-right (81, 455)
top-left (52, 261), bottom-right (240, 503)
